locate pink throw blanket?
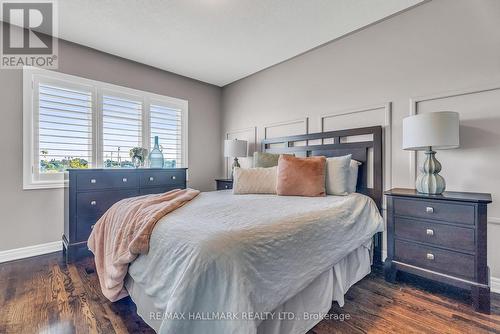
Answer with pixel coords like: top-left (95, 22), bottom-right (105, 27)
top-left (88, 188), bottom-right (200, 301)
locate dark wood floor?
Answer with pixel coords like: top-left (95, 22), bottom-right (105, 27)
top-left (1, 253), bottom-right (500, 334)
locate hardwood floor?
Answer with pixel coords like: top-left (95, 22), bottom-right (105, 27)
top-left (1, 252), bottom-right (500, 334)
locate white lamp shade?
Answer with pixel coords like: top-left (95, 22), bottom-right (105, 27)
top-left (224, 139), bottom-right (248, 157)
top-left (403, 111), bottom-right (460, 151)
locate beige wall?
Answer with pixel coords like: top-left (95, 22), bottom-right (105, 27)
top-left (222, 0), bottom-right (500, 276)
top-left (0, 37), bottom-right (222, 252)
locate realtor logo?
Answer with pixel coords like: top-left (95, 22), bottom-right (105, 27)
top-left (1, 0), bottom-right (58, 68)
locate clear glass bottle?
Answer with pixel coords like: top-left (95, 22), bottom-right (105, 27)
top-left (149, 136), bottom-right (164, 168)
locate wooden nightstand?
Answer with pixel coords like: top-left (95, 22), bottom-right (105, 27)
top-left (384, 188), bottom-right (492, 313)
top-left (215, 179), bottom-right (233, 190)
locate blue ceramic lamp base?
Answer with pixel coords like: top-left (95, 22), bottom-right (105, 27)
top-left (416, 147), bottom-right (446, 195)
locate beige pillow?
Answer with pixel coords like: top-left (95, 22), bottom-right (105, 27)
top-left (325, 154), bottom-right (352, 195)
top-left (233, 166), bottom-right (277, 194)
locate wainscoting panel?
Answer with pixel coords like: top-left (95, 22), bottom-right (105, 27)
top-left (320, 103), bottom-right (392, 193)
top-left (225, 127), bottom-right (257, 177)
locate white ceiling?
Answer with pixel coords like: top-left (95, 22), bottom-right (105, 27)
top-left (56, 0), bottom-right (424, 86)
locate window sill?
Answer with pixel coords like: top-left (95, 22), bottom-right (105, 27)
top-left (23, 180), bottom-right (68, 190)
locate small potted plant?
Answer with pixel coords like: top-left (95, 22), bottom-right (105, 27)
top-left (129, 147), bottom-right (148, 168)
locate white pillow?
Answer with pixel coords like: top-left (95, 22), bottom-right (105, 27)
top-left (325, 155), bottom-right (352, 195)
top-left (233, 166), bottom-right (277, 194)
top-left (347, 160), bottom-right (362, 193)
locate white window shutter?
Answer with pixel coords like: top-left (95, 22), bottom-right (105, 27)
top-left (102, 94), bottom-right (142, 167)
top-left (150, 103), bottom-right (183, 168)
top-left (37, 83), bottom-right (93, 175)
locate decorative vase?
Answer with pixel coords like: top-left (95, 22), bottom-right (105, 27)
top-left (149, 136), bottom-right (164, 168)
top-left (416, 148), bottom-right (446, 195)
top-left (132, 156), bottom-right (142, 168)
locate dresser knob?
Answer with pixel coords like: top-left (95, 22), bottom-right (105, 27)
top-left (224, 185), bottom-right (229, 189)
top-left (426, 207), bottom-right (434, 213)
top-left (426, 229), bottom-right (434, 236)
top-left (122, 177), bottom-right (128, 183)
top-left (90, 179), bottom-right (97, 184)
top-left (90, 200), bottom-right (97, 206)
top-left (426, 253), bottom-right (435, 261)
top-left (172, 176), bottom-right (176, 180)
top-left (149, 176), bottom-right (154, 181)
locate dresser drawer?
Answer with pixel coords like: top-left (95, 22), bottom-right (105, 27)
top-left (76, 171), bottom-right (138, 190)
top-left (393, 198), bottom-right (475, 225)
top-left (395, 239), bottom-right (475, 280)
top-left (395, 217), bottom-right (475, 252)
top-left (76, 189), bottom-right (139, 220)
top-left (139, 186), bottom-right (179, 195)
top-left (140, 170), bottom-right (185, 188)
top-left (76, 217), bottom-right (98, 242)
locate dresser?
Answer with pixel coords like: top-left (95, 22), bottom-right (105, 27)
top-left (384, 188), bottom-right (492, 313)
top-left (63, 168), bottom-right (187, 262)
top-left (215, 178), bottom-right (233, 190)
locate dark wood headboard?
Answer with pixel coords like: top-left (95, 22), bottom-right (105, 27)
top-left (261, 126), bottom-right (383, 263)
top-left (261, 126), bottom-right (383, 210)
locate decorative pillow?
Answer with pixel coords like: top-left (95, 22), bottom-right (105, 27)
top-left (276, 155), bottom-right (326, 197)
top-left (233, 166), bottom-right (277, 194)
top-left (253, 152), bottom-right (294, 168)
top-left (325, 155), bottom-right (352, 195)
top-left (346, 160), bottom-right (362, 193)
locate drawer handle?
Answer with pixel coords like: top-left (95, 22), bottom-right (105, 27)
top-left (171, 176), bottom-right (176, 180)
top-left (426, 253), bottom-right (435, 261)
top-left (90, 179), bottom-right (97, 184)
top-left (90, 224), bottom-right (95, 230)
top-left (90, 200), bottom-right (97, 206)
top-left (122, 177), bottom-right (128, 183)
top-left (426, 207), bottom-right (434, 214)
top-left (426, 229), bottom-right (434, 236)
top-left (149, 176), bottom-right (154, 181)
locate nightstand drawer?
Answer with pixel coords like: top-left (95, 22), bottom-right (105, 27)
top-left (395, 217), bottom-right (475, 252)
top-left (393, 198), bottom-right (475, 225)
top-left (395, 239), bottom-right (475, 280)
top-left (216, 180), bottom-right (233, 190)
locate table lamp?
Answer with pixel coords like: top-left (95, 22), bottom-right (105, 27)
top-left (403, 111), bottom-right (460, 194)
top-left (224, 139), bottom-right (248, 178)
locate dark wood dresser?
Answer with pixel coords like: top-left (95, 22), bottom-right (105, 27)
top-left (215, 178), bottom-right (233, 190)
top-left (384, 188), bottom-right (492, 313)
top-left (63, 168), bottom-right (187, 262)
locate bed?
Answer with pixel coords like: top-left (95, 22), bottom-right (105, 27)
top-left (124, 126), bottom-right (385, 334)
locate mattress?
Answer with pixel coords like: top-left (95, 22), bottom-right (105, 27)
top-left (126, 190), bottom-right (384, 333)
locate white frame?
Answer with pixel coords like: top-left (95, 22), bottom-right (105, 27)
top-left (23, 67), bottom-right (189, 189)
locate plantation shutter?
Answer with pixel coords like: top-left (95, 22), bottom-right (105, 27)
top-left (102, 94), bottom-right (142, 167)
top-left (150, 103), bottom-right (183, 168)
top-left (37, 83), bottom-right (93, 176)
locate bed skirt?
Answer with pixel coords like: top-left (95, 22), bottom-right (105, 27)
top-left (125, 241), bottom-right (372, 334)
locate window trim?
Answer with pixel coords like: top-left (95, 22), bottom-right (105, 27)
top-left (23, 66), bottom-right (189, 190)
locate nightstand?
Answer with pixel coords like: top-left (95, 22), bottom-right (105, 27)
top-left (215, 178), bottom-right (233, 190)
top-left (384, 188), bottom-right (492, 313)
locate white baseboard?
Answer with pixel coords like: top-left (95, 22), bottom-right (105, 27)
top-left (491, 276), bottom-right (500, 294)
top-left (0, 241), bottom-right (62, 263)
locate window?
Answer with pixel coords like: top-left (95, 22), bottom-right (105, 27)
top-left (23, 67), bottom-right (188, 189)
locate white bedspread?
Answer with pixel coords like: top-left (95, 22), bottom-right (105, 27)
top-left (128, 191), bottom-right (384, 334)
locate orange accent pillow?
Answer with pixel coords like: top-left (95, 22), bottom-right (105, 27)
top-left (276, 155), bottom-right (326, 197)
